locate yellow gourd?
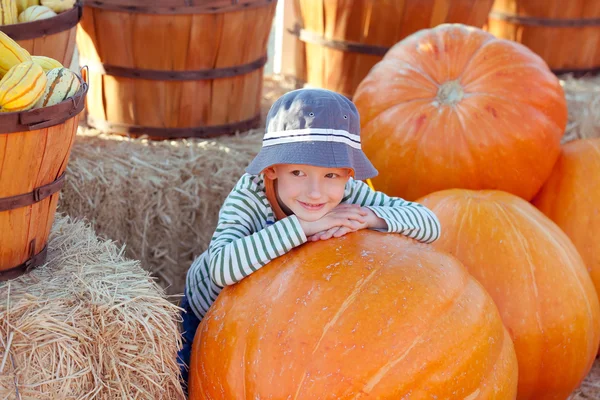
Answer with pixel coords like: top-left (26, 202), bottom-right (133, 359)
top-left (32, 55), bottom-right (63, 72)
top-left (0, 61), bottom-right (47, 112)
top-left (16, 0), bottom-right (39, 13)
top-left (34, 67), bottom-right (80, 108)
top-left (1, 0), bottom-right (18, 25)
top-left (0, 31), bottom-right (31, 77)
top-left (40, 0), bottom-right (74, 13)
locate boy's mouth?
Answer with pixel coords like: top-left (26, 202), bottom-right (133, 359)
top-left (298, 201), bottom-right (326, 211)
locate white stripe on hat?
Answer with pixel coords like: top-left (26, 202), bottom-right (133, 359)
top-left (262, 128), bottom-right (361, 149)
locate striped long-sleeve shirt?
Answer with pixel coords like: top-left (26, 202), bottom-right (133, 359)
top-left (185, 173), bottom-right (441, 320)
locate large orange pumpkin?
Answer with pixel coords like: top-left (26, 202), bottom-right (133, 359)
top-left (353, 24), bottom-right (567, 201)
top-left (189, 232), bottom-right (518, 399)
top-left (419, 190), bottom-right (600, 399)
top-left (533, 138), bottom-right (600, 300)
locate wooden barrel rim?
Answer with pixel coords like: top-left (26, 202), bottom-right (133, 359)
top-left (80, 55), bottom-right (267, 81)
top-left (0, 244), bottom-right (47, 281)
top-left (289, 26), bottom-right (390, 56)
top-left (87, 114), bottom-right (261, 138)
top-left (0, 2), bottom-right (82, 41)
top-left (489, 11), bottom-right (600, 27)
top-left (83, 0), bottom-right (274, 14)
top-left (0, 172), bottom-right (66, 212)
top-left (0, 81), bottom-right (88, 134)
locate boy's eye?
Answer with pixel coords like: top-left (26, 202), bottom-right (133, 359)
top-left (325, 173), bottom-right (339, 178)
top-left (291, 170), bottom-right (305, 177)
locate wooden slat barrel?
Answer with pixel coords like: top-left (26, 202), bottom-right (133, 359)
top-left (0, 79), bottom-right (88, 280)
top-left (487, 0), bottom-right (600, 75)
top-left (293, 0), bottom-right (495, 98)
top-left (76, 0), bottom-right (276, 139)
top-left (0, 3), bottom-right (81, 67)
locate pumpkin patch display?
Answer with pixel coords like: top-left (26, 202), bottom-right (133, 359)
top-left (0, 36), bottom-right (79, 111)
top-left (353, 24), bottom-right (567, 201)
top-left (419, 189), bottom-right (600, 399)
top-left (533, 139), bottom-right (600, 300)
top-left (0, 60), bottom-right (46, 112)
top-left (189, 232), bottom-right (518, 399)
top-left (15, 0), bottom-right (75, 23)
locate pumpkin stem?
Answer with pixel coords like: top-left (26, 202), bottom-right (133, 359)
top-left (437, 80), bottom-right (464, 106)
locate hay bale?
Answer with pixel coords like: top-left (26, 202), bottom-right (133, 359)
top-left (0, 215), bottom-right (184, 399)
top-left (61, 129), bottom-right (264, 295)
top-left (561, 74), bottom-right (600, 143)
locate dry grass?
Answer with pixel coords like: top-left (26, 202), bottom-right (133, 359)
top-left (569, 359), bottom-right (600, 399)
top-left (562, 74), bottom-right (600, 143)
top-left (0, 215), bottom-right (184, 399)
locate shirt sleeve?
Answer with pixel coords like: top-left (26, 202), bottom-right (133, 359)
top-left (208, 187), bottom-right (307, 287)
top-left (343, 179), bottom-right (441, 243)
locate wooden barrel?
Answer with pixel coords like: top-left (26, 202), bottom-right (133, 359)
top-left (293, 0), bottom-right (495, 98)
top-left (0, 3), bottom-right (81, 67)
top-left (0, 78), bottom-right (88, 280)
top-left (76, 0), bottom-right (276, 139)
top-left (487, 0), bottom-right (600, 75)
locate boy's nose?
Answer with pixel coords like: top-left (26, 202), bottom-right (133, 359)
top-left (307, 180), bottom-right (321, 199)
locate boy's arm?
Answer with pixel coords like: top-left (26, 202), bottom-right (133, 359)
top-left (208, 188), bottom-right (307, 287)
top-left (343, 179), bottom-right (441, 243)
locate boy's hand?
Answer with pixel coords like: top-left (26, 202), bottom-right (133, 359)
top-left (298, 204), bottom-right (368, 238)
top-left (307, 207), bottom-right (387, 241)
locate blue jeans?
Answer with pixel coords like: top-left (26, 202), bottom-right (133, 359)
top-left (177, 292), bottom-right (201, 391)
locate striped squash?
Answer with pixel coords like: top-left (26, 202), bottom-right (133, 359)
top-left (0, 31), bottom-right (31, 77)
top-left (32, 55), bottom-right (63, 72)
top-left (0, 61), bottom-right (47, 112)
top-left (34, 67), bottom-right (80, 108)
top-left (40, 0), bottom-right (74, 13)
top-left (16, 0), bottom-right (40, 13)
top-left (17, 4), bottom-right (55, 22)
top-left (0, 0), bottom-right (18, 25)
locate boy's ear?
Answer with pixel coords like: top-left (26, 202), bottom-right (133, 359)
top-left (263, 167), bottom-right (277, 180)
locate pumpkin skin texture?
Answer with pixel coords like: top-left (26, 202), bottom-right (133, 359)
top-left (353, 24), bottom-right (567, 201)
top-left (533, 138), bottom-right (600, 301)
top-left (189, 232), bottom-right (518, 399)
top-left (418, 190), bottom-right (600, 400)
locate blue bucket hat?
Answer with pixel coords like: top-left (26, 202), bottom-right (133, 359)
top-left (246, 88), bottom-right (378, 180)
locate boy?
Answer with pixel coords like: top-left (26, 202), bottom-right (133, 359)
top-left (179, 88), bottom-right (441, 382)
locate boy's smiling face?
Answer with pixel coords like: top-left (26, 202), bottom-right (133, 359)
top-left (264, 164), bottom-right (352, 222)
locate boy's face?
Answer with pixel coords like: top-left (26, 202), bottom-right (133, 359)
top-left (264, 164), bottom-right (352, 222)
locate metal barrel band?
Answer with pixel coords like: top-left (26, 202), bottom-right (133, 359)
top-left (489, 11), bottom-right (600, 27)
top-left (289, 26), bottom-right (390, 57)
top-left (80, 55), bottom-right (267, 81)
top-left (0, 2), bottom-right (82, 41)
top-left (83, 0), bottom-right (274, 14)
top-left (0, 173), bottom-right (66, 212)
top-left (0, 245), bottom-right (48, 281)
top-left (87, 114), bottom-right (261, 139)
